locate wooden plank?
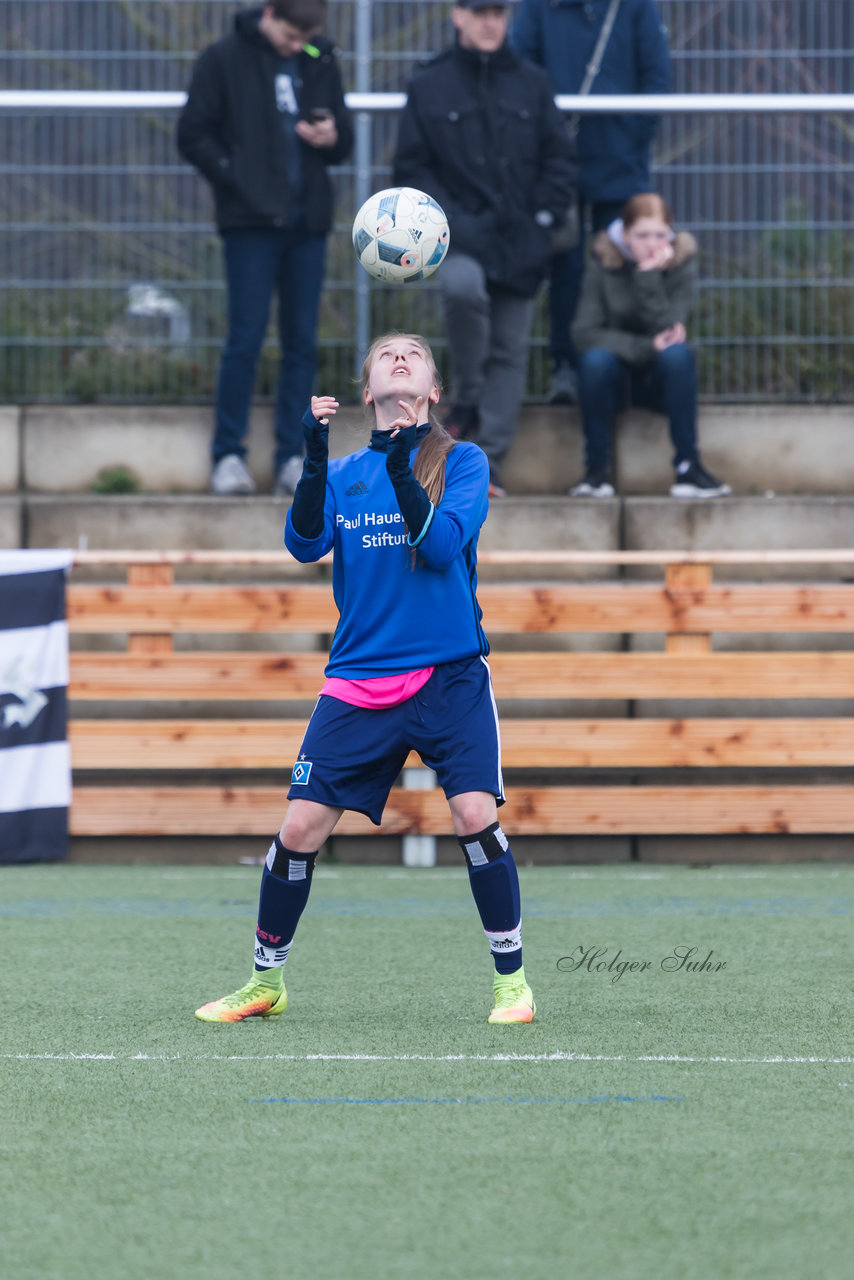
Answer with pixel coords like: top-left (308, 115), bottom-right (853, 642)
top-left (665, 563), bottom-right (712, 653)
top-left (126, 563), bottom-right (174, 653)
top-left (67, 584), bottom-right (338, 633)
top-left (66, 582), bottom-right (854, 635)
top-left (481, 584), bottom-right (854, 634)
top-left (495, 719), bottom-right (854, 767)
top-left (70, 785), bottom-right (854, 836)
top-left (70, 549), bottom-right (854, 567)
top-left (68, 651), bottom-right (327, 700)
top-left (67, 650), bottom-right (854, 701)
top-left (490, 652), bottom-right (854, 699)
top-left (69, 717), bottom-right (854, 769)
top-left (70, 720), bottom-right (308, 768)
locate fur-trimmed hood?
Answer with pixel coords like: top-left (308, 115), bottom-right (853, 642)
top-left (592, 227), bottom-right (698, 271)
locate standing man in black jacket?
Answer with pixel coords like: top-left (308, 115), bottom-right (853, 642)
top-left (393, 0), bottom-right (575, 496)
top-left (178, 1), bottom-right (352, 496)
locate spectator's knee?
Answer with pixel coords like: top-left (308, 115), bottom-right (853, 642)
top-left (578, 346), bottom-right (620, 384)
top-left (440, 253), bottom-right (488, 305)
top-left (656, 343), bottom-right (695, 373)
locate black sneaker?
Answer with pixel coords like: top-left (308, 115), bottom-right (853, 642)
top-left (569, 470), bottom-right (616, 498)
top-left (670, 460), bottom-right (731, 498)
top-left (443, 403), bottom-right (478, 440)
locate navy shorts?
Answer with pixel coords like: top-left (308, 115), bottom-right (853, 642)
top-left (287, 655), bottom-right (505, 825)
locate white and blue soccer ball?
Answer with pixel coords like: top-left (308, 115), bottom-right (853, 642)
top-left (352, 187), bottom-right (450, 284)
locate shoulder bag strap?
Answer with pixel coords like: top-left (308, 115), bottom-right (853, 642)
top-left (567, 0), bottom-right (623, 137)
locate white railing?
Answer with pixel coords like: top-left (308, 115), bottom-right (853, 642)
top-left (1, 91), bottom-right (854, 112)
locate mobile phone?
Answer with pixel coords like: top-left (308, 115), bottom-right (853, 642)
top-left (306, 108), bottom-right (333, 123)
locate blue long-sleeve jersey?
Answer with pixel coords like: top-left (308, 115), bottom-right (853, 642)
top-left (285, 434), bottom-right (491, 678)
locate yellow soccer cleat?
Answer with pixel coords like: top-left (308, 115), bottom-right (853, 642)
top-left (195, 977), bottom-right (287, 1023)
top-left (488, 967), bottom-right (535, 1024)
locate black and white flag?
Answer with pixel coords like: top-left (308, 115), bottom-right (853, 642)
top-left (0, 551), bottom-right (73, 864)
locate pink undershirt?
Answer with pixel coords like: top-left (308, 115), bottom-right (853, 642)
top-left (321, 668), bottom-right (435, 709)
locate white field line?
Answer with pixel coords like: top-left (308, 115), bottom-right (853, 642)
top-left (3, 1052), bottom-right (853, 1065)
top-left (151, 868), bottom-right (849, 881)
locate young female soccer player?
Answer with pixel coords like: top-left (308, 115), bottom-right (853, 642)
top-left (569, 191), bottom-right (730, 499)
top-left (195, 333), bottom-right (535, 1025)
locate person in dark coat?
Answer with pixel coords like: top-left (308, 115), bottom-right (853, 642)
top-left (393, 0), bottom-right (576, 496)
top-left (177, 1), bottom-right (353, 496)
top-left (512, 0), bottom-right (670, 404)
top-left (570, 191), bottom-right (730, 498)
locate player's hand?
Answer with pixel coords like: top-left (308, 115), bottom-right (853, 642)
top-left (387, 396), bottom-right (424, 438)
top-left (311, 395), bottom-right (339, 425)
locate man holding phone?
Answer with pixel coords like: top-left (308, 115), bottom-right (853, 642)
top-left (178, 2), bottom-right (353, 497)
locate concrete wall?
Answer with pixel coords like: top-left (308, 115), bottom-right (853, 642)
top-left (0, 409), bottom-right (19, 491)
top-left (0, 497), bottom-right (23, 546)
top-left (8, 403), bottom-right (854, 497)
top-left (15, 494), bottom-right (854, 589)
top-left (21, 404), bottom-right (369, 494)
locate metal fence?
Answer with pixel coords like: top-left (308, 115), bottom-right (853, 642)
top-left (1, 0), bottom-right (853, 403)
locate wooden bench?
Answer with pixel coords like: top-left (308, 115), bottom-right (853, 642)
top-left (67, 550), bottom-right (854, 841)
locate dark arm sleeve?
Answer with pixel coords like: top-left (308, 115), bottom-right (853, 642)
top-left (384, 426), bottom-right (434, 545)
top-left (289, 408), bottom-right (330, 540)
top-left (393, 88), bottom-right (454, 218)
top-left (176, 46), bottom-right (235, 189)
top-left (321, 57), bottom-right (354, 165)
top-left (530, 77), bottom-right (578, 222)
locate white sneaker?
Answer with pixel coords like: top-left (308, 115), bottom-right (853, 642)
top-left (569, 471), bottom-right (616, 498)
top-left (273, 455), bottom-right (304, 497)
top-left (211, 454), bottom-right (256, 496)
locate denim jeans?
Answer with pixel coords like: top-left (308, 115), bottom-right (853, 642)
top-left (215, 226), bottom-right (327, 469)
top-left (549, 200), bottom-right (624, 368)
top-left (577, 344), bottom-right (699, 474)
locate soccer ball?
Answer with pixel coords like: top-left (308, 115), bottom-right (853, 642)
top-left (352, 187), bottom-right (450, 284)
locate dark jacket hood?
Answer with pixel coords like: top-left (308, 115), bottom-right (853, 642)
top-left (234, 6), bottom-right (266, 46)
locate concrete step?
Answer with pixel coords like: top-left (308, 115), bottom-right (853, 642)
top-left (4, 492), bottom-right (853, 583)
top-left (4, 403), bottom-right (853, 497)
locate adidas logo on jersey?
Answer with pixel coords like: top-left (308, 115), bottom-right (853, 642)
top-left (345, 480), bottom-right (369, 497)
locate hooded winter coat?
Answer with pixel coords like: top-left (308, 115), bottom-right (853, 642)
top-left (393, 40), bottom-right (577, 298)
top-left (177, 7), bottom-right (352, 234)
top-left (571, 226), bottom-right (698, 366)
top-left (511, 0), bottom-right (670, 204)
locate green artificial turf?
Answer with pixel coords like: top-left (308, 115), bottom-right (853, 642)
top-left (1, 863), bottom-right (852, 1280)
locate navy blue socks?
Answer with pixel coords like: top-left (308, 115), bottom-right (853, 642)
top-left (252, 826), bottom-right (522, 982)
top-left (253, 834), bottom-right (317, 977)
top-left (458, 823), bottom-right (523, 974)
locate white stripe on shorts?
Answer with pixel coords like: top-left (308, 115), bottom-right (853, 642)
top-left (479, 655), bottom-right (505, 802)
